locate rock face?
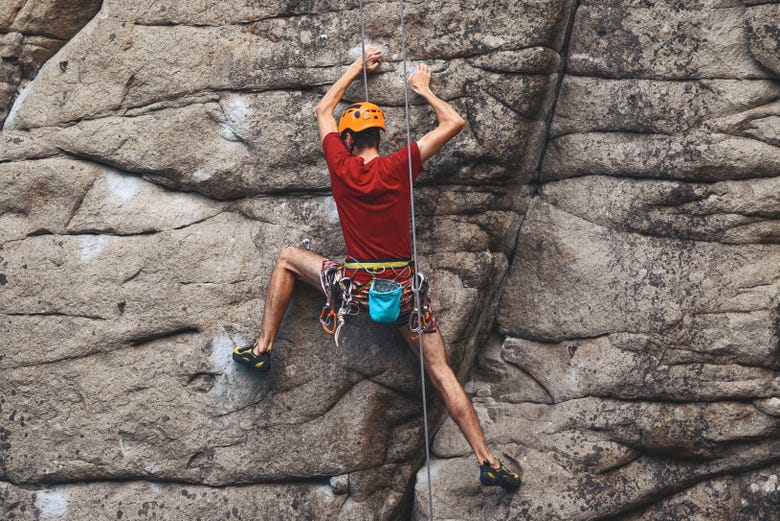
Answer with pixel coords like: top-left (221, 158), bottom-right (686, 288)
top-left (0, 1), bottom-right (778, 520)
top-left (1, 0), bottom-right (102, 125)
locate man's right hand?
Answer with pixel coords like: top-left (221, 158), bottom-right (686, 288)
top-left (409, 62), bottom-right (465, 162)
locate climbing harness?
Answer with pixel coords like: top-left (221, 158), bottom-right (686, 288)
top-left (319, 259), bottom-right (433, 342)
top-left (342, 259), bottom-right (411, 270)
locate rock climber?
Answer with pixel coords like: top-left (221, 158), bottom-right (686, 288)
top-left (232, 47), bottom-right (521, 490)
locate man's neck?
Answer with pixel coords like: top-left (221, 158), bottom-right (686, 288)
top-left (356, 147), bottom-right (380, 163)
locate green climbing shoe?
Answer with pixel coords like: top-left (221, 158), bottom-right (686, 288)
top-left (480, 460), bottom-right (521, 490)
top-left (232, 343), bottom-right (271, 372)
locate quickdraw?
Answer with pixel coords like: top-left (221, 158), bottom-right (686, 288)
top-left (407, 272), bottom-right (436, 341)
top-left (319, 264), bottom-right (341, 335)
top-left (334, 276), bottom-right (357, 346)
top-left (319, 264), bottom-right (358, 346)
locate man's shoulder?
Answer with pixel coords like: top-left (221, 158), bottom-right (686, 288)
top-left (323, 133), bottom-right (348, 162)
top-left (381, 142), bottom-right (420, 168)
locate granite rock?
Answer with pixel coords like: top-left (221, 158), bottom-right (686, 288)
top-left (1, 0), bottom-right (778, 520)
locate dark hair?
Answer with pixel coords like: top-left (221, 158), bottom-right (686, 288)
top-left (342, 128), bottom-right (381, 151)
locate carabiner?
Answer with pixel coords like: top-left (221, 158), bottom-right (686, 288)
top-left (320, 307), bottom-right (338, 335)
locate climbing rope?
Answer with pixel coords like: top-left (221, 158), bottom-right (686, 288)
top-left (400, 10), bottom-right (436, 520)
top-left (402, 26), bottom-right (436, 521)
top-left (358, 0), bottom-right (369, 101)
top-left (357, 1), bottom-right (435, 517)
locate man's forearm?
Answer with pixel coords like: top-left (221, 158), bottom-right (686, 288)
top-left (316, 61), bottom-right (363, 140)
top-left (317, 49), bottom-right (381, 140)
top-left (416, 87), bottom-right (464, 133)
top-left (409, 65), bottom-right (465, 161)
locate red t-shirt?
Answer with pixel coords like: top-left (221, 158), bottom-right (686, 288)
top-left (322, 132), bottom-right (424, 261)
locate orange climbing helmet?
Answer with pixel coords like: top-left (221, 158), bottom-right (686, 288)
top-left (338, 102), bottom-right (386, 134)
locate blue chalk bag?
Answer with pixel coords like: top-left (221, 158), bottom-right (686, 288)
top-left (368, 278), bottom-right (403, 323)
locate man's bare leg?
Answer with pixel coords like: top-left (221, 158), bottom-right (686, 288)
top-left (252, 246), bottom-right (326, 355)
top-left (400, 326), bottom-right (498, 467)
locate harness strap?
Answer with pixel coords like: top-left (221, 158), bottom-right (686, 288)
top-left (343, 259), bottom-right (412, 271)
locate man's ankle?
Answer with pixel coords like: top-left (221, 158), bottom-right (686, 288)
top-left (252, 339), bottom-right (270, 356)
top-left (481, 458), bottom-right (500, 469)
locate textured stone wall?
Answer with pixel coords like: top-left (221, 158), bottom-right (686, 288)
top-left (1, 0), bottom-right (102, 125)
top-left (1, 1), bottom-right (778, 520)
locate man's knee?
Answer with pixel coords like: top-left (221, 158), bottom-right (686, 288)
top-left (277, 245), bottom-right (297, 266)
top-left (277, 245), bottom-right (309, 270)
top-left (276, 245), bottom-right (325, 287)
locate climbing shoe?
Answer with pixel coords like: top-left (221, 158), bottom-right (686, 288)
top-left (232, 343), bottom-right (271, 372)
top-left (480, 460), bottom-right (522, 491)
